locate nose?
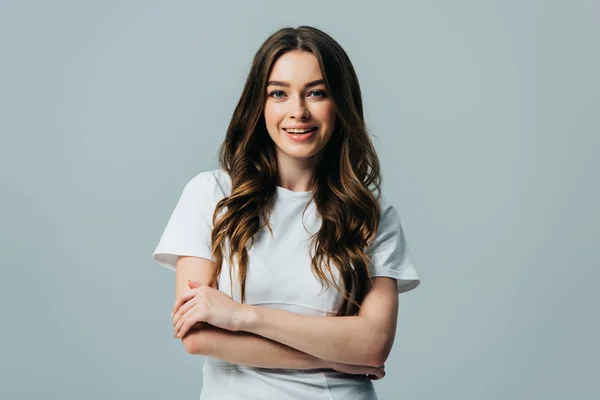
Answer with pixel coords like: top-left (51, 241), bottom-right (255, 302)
top-left (290, 96), bottom-right (310, 119)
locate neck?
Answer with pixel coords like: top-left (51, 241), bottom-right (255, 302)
top-left (275, 150), bottom-right (322, 192)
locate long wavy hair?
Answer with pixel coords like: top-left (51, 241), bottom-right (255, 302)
top-left (208, 26), bottom-right (383, 316)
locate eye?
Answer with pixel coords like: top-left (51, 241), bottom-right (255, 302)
top-left (269, 90), bottom-right (286, 99)
top-left (309, 90), bottom-right (327, 98)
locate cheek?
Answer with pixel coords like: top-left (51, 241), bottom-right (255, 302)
top-left (312, 103), bottom-right (336, 125)
top-left (264, 103), bottom-right (284, 127)
top-left (263, 105), bottom-right (274, 126)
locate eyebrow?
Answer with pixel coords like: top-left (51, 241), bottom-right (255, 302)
top-left (266, 79), bottom-right (325, 89)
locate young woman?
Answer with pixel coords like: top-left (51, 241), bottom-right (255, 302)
top-left (152, 25), bottom-right (420, 400)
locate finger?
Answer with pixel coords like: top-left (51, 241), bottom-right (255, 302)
top-left (172, 289), bottom-right (196, 313)
top-left (188, 280), bottom-right (202, 288)
top-left (178, 311), bottom-right (202, 338)
top-left (175, 306), bottom-right (197, 335)
top-left (173, 298), bottom-right (196, 323)
top-left (371, 368), bottom-right (385, 380)
top-left (171, 289), bottom-right (196, 316)
top-left (175, 321), bottom-right (203, 337)
top-left (362, 366), bottom-right (384, 380)
top-left (173, 299), bottom-right (196, 327)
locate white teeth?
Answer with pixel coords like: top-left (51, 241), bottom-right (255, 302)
top-left (285, 128), bottom-right (316, 133)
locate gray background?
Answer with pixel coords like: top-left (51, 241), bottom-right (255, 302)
top-left (1, 0), bottom-right (598, 399)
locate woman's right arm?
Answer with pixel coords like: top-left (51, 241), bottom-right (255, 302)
top-left (175, 256), bottom-right (328, 369)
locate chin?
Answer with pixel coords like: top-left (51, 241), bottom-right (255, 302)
top-left (277, 145), bottom-right (319, 159)
top-left (285, 150), bottom-right (317, 159)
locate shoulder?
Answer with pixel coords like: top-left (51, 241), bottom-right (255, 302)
top-left (183, 168), bottom-right (232, 197)
top-left (371, 189), bottom-right (407, 243)
top-left (373, 188), bottom-right (395, 223)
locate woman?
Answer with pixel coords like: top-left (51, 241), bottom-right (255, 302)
top-left (152, 25), bottom-right (420, 400)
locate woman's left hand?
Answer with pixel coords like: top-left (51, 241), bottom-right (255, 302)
top-left (172, 280), bottom-right (249, 338)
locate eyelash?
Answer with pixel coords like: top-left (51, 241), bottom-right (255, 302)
top-left (269, 90), bottom-right (327, 99)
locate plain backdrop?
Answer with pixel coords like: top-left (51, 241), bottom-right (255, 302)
top-left (1, 1), bottom-right (598, 399)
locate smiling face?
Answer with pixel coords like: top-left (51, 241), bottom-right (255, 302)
top-left (263, 50), bottom-right (336, 166)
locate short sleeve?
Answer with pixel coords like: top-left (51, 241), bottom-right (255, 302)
top-left (367, 201), bottom-right (420, 294)
top-left (152, 172), bottom-right (216, 271)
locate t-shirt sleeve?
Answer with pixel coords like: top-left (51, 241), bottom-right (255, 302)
top-left (152, 172), bottom-right (216, 272)
top-left (367, 201), bottom-right (420, 294)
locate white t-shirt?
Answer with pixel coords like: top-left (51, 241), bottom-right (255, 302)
top-left (152, 168), bottom-right (420, 399)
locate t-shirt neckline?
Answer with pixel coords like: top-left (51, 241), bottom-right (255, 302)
top-left (276, 185), bottom-right (313, 198)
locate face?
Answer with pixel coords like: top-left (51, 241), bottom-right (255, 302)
top-left (264, 50), bottom-right (336, 165)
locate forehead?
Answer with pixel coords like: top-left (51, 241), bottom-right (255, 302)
top-left (268, 50), bottom-right (323, 84)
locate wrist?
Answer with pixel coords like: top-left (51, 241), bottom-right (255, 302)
top-left (238, 304), bottom-right (259, 332)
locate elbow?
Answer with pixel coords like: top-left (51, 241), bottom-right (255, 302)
top-left (180, 323), bottom-right (212, 354)
top-left (181, 323), bottom-right (214, 355)
top-left (181, 335), bottom-right (198, 354)
top-left (366, 348), bottom-right (390, 368)
top-left (181, 331), bottom-right (206, 355)
top-left (364, 336), bottom-right (393, 367)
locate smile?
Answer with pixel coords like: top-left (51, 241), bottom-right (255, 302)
top-left (282, 127), bottom-right (318, 141)
top-left (283, 127), bottom-right (318, 133)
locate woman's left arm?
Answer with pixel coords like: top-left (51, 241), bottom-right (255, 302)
top-left (243, 277), bottom-right (398, 367)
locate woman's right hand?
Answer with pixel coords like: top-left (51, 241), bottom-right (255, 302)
top-left (329, 361), bottom-right (386, 380)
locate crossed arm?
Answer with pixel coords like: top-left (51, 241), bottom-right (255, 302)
top-left (174, 256), bottom-right (399, 368)
top-left (182, 322), bottom-right (331, 369)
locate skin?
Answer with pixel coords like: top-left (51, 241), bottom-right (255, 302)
top-left (173, 276), bottom-right (398, 368)
top-left (174, 272), bottom-right (386, 379)
top-left (263, 50), bottom-right (336, 192)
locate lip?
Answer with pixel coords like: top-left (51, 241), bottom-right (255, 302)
top-left (283, 127), bottom-right (317, 141)
top-left (282, 125), bottom-right (318, 130)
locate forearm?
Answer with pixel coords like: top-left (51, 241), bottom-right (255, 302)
top-left (182, 323), bottom-right (332, 370)
top-left (242, 307), bottom-right (386, 367)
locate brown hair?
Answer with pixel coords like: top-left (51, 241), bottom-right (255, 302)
top-left (209, 26), bottom-right (382, 316)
